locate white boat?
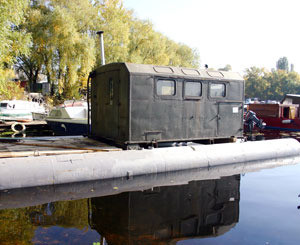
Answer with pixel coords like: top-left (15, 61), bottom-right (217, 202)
top-left (0, 100), bottom-right (46, 122)
top-left (46, 100), bottom-right (88, 135)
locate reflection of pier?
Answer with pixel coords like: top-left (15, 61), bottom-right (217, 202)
top-left (89, 175), bottom-right (240, 245)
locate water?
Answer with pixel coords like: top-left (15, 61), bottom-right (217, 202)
top-left (0, 124), bottom-right (53, 138)
top-left (1, 162), bottom-right (300, 245)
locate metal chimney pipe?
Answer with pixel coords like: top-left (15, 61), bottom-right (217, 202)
top-left (96, 31), bottom-right (105, 65)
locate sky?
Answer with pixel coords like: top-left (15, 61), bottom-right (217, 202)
top-left (123, 0), bottom-right (300, 74)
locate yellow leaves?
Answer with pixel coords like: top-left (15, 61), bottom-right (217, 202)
top-left (244, 66), bottom-right (300, 100)
top-left (8, 0), bottom-right (199, 101)
top-left (125, 18), bottom-right (199, 68)
top-left (0, 68), bottom-right (25, 100)
top-left (0, 0), bottom-right (30, 68)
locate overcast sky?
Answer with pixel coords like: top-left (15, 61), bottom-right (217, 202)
top-left (123, 0), bottom-right (300, 73)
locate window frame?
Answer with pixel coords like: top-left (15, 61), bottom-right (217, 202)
top-left (155, 78), bottom-right (177, 99)
top-left (209, 82), bottom-right (226, 99)
top-left (183, 80), bottom-right (202, 100)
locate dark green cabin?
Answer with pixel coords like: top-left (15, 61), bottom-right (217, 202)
top-left (90, 63), bottom-right (244, 147)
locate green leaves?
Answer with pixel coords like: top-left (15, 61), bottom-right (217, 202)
top-left (0, 0), bottom-right (30, 66)
top-left (126, 18), bottom-right (199, 68)
top-left (2, 0), bottom-right (200, 101)
top-left (19, 0), bottom-right (98, 99)
top-left (276, 57), bottom-right (289, 72)
top-left (0, 0), bottom-right (30, 99)
top-left (245, 67), bottom-right (300, 101)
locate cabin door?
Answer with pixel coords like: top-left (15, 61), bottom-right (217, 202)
top-left (217, 102), bottom-right (243, 138)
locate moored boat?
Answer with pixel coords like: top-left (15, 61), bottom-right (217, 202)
top-left (0, 100), bottom-right (46, 122)
top-left (46, 100), bottom-right (88, 135)
top-left (248, 103), bottom-right (300, 132)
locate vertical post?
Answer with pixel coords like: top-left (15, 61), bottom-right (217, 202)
top-left (96, 31), bottom-right (105, 65)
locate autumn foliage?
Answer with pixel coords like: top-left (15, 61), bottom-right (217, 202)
top-left (1, 0), bottom-right (200, 101)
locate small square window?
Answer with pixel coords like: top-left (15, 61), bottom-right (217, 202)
top-left (156, 79), bottom-right (176, 96)
top-left (185, 81), bottom-right (202, 97)
top-left (210, 83), bottom-right (226, 98)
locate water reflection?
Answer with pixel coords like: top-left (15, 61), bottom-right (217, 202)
top-left (0, 199), bottom-right (91, 244)
top-left (0, 174), bottom-right (241, 245)
top-left (89, 175), bottom-right (240, 245)
top-left (0, 157), bottom-right (299, 244)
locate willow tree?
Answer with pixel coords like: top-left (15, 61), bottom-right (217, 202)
top-left (17, 0), bottom-right (97, 100)
top-left (0, 0), bottom-right (30, 99)
top-left (127, 19), bottom-right (169, 65)
top-left (15, 0), bottom-right (200, 101)
top-left (94, 0), bottom-right (199, 68)
top-left (94, 0), bottom-right (131, 65)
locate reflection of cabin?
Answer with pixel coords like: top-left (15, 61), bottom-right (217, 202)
top-left (89, 175), bottom-right (240, 245)
top-left (248, 103), bottom-right (299, 119)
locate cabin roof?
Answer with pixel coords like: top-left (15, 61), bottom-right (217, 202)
top-left (95, 63), bottom-right (244, 81)
top-left (281, 94), bottom-right (300, 104)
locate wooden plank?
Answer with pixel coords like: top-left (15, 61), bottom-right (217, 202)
top-left (0, 149), bottom-right (94, 158)
top-left (10, 142), bottom-right (121, 152)
top-left (249, 104), bottom-right (279, 117)
top-left (0, 136), bottom-right (122, 158)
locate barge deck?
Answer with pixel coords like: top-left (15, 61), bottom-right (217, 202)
top-left (0, 136), bottom-right (121, 158)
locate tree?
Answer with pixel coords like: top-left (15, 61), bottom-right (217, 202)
top-left (16, 0), bottom-right (98, 100)
top-left (276, 57), bottom-right (289, 72)
top-left (127, 18), bottom-right (199, 68)
top-left (0, 0), bottom-right (31, 99)
top-left (244, 67), bottom-right (269, 99)
top-left (244, 66), bottom-right (300, 101)
top-left (218, 64), bottom-right (232, 71)
top-left (94, 0), bottom-right (131, 65)
top-left (13, 0), bottom-right (200, 102)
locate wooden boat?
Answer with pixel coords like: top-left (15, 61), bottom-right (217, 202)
top-left (248, 103), bottom-right (300, 131)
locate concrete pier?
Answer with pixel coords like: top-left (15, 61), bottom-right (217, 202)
top-left (1, 154), bottom-right (299, 210)
top-left (0, 138), bottom-right (300, 191)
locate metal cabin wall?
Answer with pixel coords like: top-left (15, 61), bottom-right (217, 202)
top-left (129, 74), bottom-right (185, 143)
top-left (91, 65), bottom-right (130, 143)
top-left (129, 75), bottom-right (244, 144)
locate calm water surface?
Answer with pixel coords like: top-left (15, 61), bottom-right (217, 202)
top-left (1, 162), bottom-right (300, 245)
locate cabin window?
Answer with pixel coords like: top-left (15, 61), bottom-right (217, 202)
top-left (184, 81), bottom-right (202, 98)
top-left (0, 103), bottom-right (8, 108)
top-left (210, 83), bottom-right (226, 98)
top-left (156, 79), bottom-right (176, 96)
